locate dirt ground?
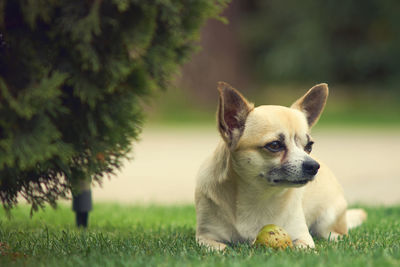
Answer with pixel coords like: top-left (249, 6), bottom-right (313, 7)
top-left (92, 126), bottom-right (400, 206)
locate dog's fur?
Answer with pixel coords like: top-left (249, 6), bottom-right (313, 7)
top-left (195, 82), bottom-right (367, 250)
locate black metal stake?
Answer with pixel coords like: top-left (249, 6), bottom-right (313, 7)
top-left (76, 211), bottom-right (89, 227)
top-left (72, 188), bottom-right (92, 228)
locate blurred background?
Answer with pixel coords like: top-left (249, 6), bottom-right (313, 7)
top-left (151, 0), bottom-right (400, 125)
top-left (93, 0), bottom-right (400, 206)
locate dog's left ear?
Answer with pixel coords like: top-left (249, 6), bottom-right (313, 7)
top-left (217, 82), bottom-right (254, 149)
top-left (291, 83), bottom-right (329, 128)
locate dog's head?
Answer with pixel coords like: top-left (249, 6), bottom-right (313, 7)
top-left (217, 82), bottom-right (328, 187)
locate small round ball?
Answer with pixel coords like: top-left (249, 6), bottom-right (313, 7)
top-left (253, 224), bottom-right (293, 249)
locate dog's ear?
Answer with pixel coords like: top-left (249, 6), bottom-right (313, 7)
top-left (217, 82), bottom-right (254, 149)
top-left (291, 83), bottom-right (329, 128)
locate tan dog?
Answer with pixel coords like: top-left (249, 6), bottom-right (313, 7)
top-left (195, 82), bottom-right (367, 250)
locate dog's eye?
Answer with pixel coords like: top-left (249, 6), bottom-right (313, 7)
top-left (264, 141), bottom-right (285, 152)
top-left (304, 141), bottom-right (314, 153)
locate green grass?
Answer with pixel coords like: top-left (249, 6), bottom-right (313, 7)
top-left (0, 204), bottom-right (399, 266)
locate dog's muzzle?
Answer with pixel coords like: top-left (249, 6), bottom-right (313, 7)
top-left (266, 158), bottom-right (320, 187)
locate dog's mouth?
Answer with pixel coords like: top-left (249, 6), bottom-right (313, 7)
top-left (271, 179), bottom-right (310, 185)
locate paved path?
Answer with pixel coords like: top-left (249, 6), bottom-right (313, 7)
top-left (92, 126), bottom-right (400, 205)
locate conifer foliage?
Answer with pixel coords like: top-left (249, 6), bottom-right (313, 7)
top-left (0, 0), bottom-right (227, 211)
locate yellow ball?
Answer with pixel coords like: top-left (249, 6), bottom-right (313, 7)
top-left (253, 224), bottom-right (293, 249)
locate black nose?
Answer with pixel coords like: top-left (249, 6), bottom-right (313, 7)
top-left (302, 160), bottom-right (320, 176)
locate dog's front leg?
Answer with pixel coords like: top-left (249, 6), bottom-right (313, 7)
top-left (285, 206), bottom-right (316, 249)
top-left (197, 236), bottom-right (227, 251)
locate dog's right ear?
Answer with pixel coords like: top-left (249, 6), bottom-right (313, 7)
top-left (217, 82), bottom-right (254, 149)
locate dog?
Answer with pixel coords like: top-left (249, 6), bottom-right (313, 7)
top-left (195, 82), bottom-right (367, 250)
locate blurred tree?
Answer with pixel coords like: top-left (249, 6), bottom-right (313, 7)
top-left (0, 0), bottom-right (228, 212)
top-left (239, 0), bottom-right (400, 86)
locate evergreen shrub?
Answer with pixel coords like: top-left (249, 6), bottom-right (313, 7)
top-left (0, 0), bottom-right (228, 211)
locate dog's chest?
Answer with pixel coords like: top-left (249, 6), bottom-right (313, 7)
top-left (235, 202), bottom-right (291, 242)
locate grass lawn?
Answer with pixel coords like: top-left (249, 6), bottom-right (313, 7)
top-left (0, 204), bottom-right (399, 266)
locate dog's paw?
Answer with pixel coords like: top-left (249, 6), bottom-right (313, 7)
top-left (327, 232), bottom-right (342, 241)
top-left (208, 242), bottom-right (227, 251)
top-left (197, 237), bottom-right (227, 251)
top-left (293, 239), bottom-right (315, 249)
